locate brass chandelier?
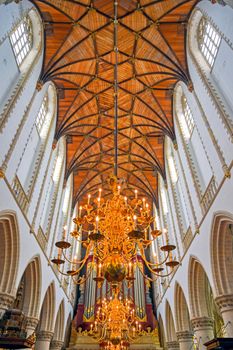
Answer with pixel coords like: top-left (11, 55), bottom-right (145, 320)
top-left (89, 290), bottom-right (142, 350)
top-left (51, 174), bottom-right (179, 285)
top-left (51, 0), bottom-right (179, 286)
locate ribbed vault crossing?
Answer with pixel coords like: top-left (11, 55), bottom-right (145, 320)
top-left (33, 0), bottom-right (198, 205)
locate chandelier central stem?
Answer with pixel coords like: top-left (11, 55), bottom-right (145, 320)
top-left (114, 0), bottom-right (118, 177)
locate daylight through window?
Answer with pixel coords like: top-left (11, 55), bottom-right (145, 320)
top-left (10, 17), bottom-right (32, 66)
top-left (198, 17), bottom-right (221, 67)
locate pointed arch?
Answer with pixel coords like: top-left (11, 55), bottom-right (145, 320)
top-left (188, 256), bottom-right (212, 318)
top-left (63, 313), bottom-right (72, 349)
top-left (165, 300), bottom-right (177, 342)
top-left (0, 5), bottom-right (44, 132)
top-left (0, 210), bottom-right (20, 296)
top-left (211, 212), bottom-right (233, 296)
top-left (53, 299), bottom-right (65, 342)
top-left (187, 8), bottom-right (212, 73)
top-left (37, 282), bottom-right (56, 333)
top-left (16, 255), bottom-right (42, 318)
top-left (174, 282), bottom-right (192, 332)
top-left (158, 313), bottom-right (166, 349)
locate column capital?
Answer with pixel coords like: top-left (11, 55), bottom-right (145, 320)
top-left (166, 340), bottom-right (180, 350)
top-left (215, 293), bottom-right (233, 312)
top-left (191, 316), bottom-right (214, 330)
top-left (50, 340), bottom-right (64, 350)
top-left (176, 330), bottom-right (194, 341)
top-left (0, 292), bottom-right (15, 314)
top-left (37, 330), bottom-right (54, 342)
top-left (25, 316), bottom-right (39, 330)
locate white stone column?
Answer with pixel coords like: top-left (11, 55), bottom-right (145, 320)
top-left (0, 293), bottom-right (15, 318)
top-left (166, 340), bottom-right (180, 350)
top-left (35, 330), bottom-right (54, 350)
top-left (176, 331), bottom-right (194, 350)
top-left (50, 340), bottom-right (64, 350)
top-left (215, 294), bottom-right (233, 337)
top-left (191, 317), bottom-right (214, 350)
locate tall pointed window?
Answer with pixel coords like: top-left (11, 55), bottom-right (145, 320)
top-left (161, 188), bottom-right (168, 215)
top-left (198, 17), bottom-right (221, 67)
top-left (183, 97), bottom-right (195, 136)
top-left (168, 156), bottom-right (178, 184)
top-left (167, 153), bottom-right (189, 233)
top-left (35, 94), bottom-right (48, 135)
top-left (10, 17), bottom-right (33, 66)
top-left (40, 143), bottom-right (64, 235)
top-left (179, 96), bottom-right (195, 140)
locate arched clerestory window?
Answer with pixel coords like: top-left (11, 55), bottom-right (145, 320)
top-left (187, 6), bottom-right (233, 145)
top-left (39, 138), bottom-right (66, 238)
top-left (165, 138), bottom-right (191, 250)
top-left (158, 176), bottom-right (177, 251)
top-left (10, 16), bottom-right (33, 67)
top-left (174, 84), bottom-right (214, 211)
top-left (13, 84), bottom-right (57, 211)
top-left (198, 17), bottom-right (221, 68)
top-left (188, 9), bottom-right (222, 73)
top-left (0, 6), bottom-right (43, 131)
top-left (51, 174), bottom-right (73, 262)
top-left (35, 94), bottom-right (48, 136)
top-left (177, 95), bottom-right (195, 141)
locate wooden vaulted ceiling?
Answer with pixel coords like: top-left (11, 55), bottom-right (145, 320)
top-left (33, 0), bottom-right (199, 206)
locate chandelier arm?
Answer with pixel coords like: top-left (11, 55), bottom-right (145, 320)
top-left (135, 257), bottom-right (174, 281)
top-left (70, 254), bottom-right (91, 272)
top-left (71, 259), bottom-right (95, 285)
top-left (74, 238), bottom-right (91, 244)
top-left (141, 253), bottom-right (170, 267)
top-left (135, 254), bottom-right (160, 277)
top-left (138, 243), bottom-right (170, 266)
top-left (58, 256), bottom-right (88, 276)
top-left (56, 265), bottom-right (71, 276)
top-left (61, 247), bottom-right (91, 265)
